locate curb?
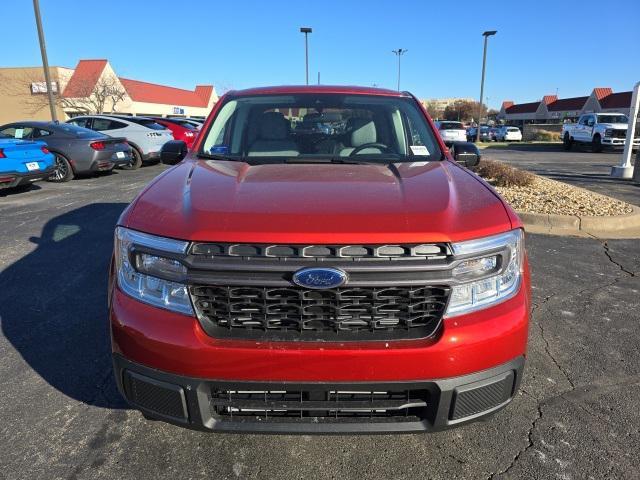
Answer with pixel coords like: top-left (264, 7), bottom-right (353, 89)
top-left (518, 205), bottom-right (640, 238)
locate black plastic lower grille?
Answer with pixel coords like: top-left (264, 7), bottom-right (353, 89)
top-left (211, 388), bottom-right (430, 421)
top-left (190, 285), bottom-right (450, 341)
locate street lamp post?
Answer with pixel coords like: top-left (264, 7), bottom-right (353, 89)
top-left (300, 27), bottom-right (312, 85)
top-left (33, 0), bottom-right (57, 121)
top-left (392, 49), bottom-right (407, 92)
top-left (477, 30), bottom-right (496, 143)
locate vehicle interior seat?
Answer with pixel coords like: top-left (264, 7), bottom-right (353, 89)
top-left (339, 118), bottom-right (384, 156)
top-left (247, 112), bottom-right (299, 157)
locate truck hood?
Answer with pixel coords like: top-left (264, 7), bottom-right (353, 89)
top-left (122, 159), bottom-right (513, 243)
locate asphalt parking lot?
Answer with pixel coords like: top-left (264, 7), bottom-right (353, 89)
top-left (483, 143), bottom-right (640, 205)
top-left (1, 164), bottom-right (639, 480)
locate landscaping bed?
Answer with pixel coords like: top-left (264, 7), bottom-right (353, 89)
top-left (474, 160), bottom-right (634, 216)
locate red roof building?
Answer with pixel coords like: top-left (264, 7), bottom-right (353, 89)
top-left (498, 87), bottom-right (635, 125)
top-left (60, 59), bottom-right (217, 118)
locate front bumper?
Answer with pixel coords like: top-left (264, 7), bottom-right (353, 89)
top-left (602, 137), bottom-right (640, 147)
top-left (0, 166), bottom-right (55, 189)
top-left (113, 353), bottom-right (525, 433)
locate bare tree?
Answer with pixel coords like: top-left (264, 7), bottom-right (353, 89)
top-left (57, 76), bottom-right (128, 115)
top-left (0, 71), bottom-right (128, 116)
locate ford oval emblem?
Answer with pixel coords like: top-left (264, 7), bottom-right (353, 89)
top-left (292, 267), bottom-right (348, 289)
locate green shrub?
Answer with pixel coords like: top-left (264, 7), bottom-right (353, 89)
top-left (473, 159), bottom-right (535, 187)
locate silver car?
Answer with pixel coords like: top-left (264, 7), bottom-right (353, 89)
top-left (67, 115), bottom-right (173, 169)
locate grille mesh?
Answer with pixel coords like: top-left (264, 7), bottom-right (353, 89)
top-left (211, 388), bottom-right (429, 421)
top-left (191, 285), bottom-right (449, 341)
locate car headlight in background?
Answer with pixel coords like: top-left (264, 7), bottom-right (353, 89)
top-left (445, 229), bottom-right (524, 317)
top-left (114, 227), bottom-right (193, 315)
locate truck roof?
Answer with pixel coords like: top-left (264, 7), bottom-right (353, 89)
top-left (226, 85), bottom-right (409, 98)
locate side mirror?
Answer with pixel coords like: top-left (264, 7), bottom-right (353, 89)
top-left (451, 141), bottom-right (481, 168)
top-left (160, 140), bottom-right (188, 165)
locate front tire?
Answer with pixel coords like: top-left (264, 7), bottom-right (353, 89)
top-left (592, 134), bottom-right (603, 153)
top-left (563, 133), bottom-right (573, 151)
top-left (48, 153), bottom-right (74, 182)
top-left (121, 147), bottom-right (143, 170)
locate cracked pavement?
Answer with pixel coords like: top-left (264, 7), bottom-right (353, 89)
top-left (1, 164), bottom-right (639, 479)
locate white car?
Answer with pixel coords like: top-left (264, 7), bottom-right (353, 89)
top-left (561, 113), bottom-right (640, 152)
top-left (497, 126), bottom-right (522, 142)
top-left (435, 121), bottom-right (467, 144)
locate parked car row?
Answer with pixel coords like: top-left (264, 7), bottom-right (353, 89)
top-left (464, 125), bottom-right (522, 142)
top-left (0, 114), bottom-right (203, 192)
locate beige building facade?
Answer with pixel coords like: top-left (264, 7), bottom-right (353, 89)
top-left (0, 59), bottom-right (218, 125)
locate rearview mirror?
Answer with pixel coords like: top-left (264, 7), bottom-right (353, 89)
top-left (161, 140), bottom-right (188, 165)
top-left (451, 141), bottom-right (481, 168)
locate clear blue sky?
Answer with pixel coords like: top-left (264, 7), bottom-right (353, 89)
top-left (2, 0), bottom-right (639, 109)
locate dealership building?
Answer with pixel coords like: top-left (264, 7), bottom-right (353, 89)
top-left (0, 59), bottom-right (218, 124)
top-left (497, 87), bottom-right (634, 126)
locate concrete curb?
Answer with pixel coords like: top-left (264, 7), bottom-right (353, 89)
top-left (518, 205), bottom-right (640, 239)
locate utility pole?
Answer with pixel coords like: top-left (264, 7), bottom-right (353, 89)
top-left (392, 49), bottom-right (407, 91)
top-left (300, 27), bottom-right (312, 85)
top-left (477, 31), bottom-right (496, 142)
top-left (33, 0), bottom-right (57, 121)
top-left (317, 72), bottom-right (320, 85)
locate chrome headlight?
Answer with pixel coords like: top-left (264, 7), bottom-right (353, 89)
top-left (114, 227), bottom-right (193, 315)
top-left (605, 129), bottom-right (613, 137)
top-left (445, 229), bottom-right (524, 317)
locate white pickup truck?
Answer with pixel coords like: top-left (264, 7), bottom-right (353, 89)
top-left (562, 112), bottom-right (640, 152)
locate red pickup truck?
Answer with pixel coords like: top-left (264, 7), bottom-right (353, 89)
top-left (109, 85), bottom-right (530, 434)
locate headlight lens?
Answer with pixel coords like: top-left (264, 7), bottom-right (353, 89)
top-left (114, 227), bottom-right (193, 315)
top-left (605, 129), bottom-right (613, 137)
top-left (445, 229), bottom-right (524, 317)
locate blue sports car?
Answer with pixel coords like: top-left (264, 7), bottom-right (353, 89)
top-left (0, 136), bottom-right (55, 191)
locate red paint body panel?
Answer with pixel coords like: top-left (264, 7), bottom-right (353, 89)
top-left (152, 118), bottom-right (198, 148)
top-left (111, 262), bottom-right (529, 382)
top-left (121, 159), bottom-right (513, 244)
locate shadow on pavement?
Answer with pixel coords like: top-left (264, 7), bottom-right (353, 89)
top-left (0, 203), bottom-right (130, 408)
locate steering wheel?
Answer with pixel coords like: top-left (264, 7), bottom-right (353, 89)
top-left (349, 142), bottom-right (390, 156)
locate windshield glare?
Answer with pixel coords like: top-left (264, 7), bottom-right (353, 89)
top-left (200, 94), bottom-right (442, 161)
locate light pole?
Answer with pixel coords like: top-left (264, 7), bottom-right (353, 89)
top-left (392, 49), bottom-right (407, 91)
top-left (477, 30), bottom-right (496, 143)
top-left (33, 0), bottom-right (57, 121)
top-left (300, 27), bottom-right (312, 85)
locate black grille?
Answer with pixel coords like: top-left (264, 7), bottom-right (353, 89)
top-left (191, 242), bottom-right (449, 261)
top-left (450, 372), bottom-right (515, 421)
top-left (123, 371), bottom-right (187, 421)
top-left (611, 129), bottom-right (627, 139)
top-left (190, 285), bottom-right (449, 341)
top-left (211, 388), bottom-right (429, 421)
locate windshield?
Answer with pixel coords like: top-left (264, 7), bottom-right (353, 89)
top-left (438, 122), bottom-right (464, 130)
top-left (597, 114), bottom-right (628, 124)
top-left (200, 93), bottom-right (442, 162)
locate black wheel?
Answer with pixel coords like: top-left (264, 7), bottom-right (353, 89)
top-left (592, 134), bottom-right (603, 153)
top-left (48, 153), bottom-right (74, 182)
top-left (563, 133), bottom-right (572, 151)
top-left (121, 147), bottom-right (143, 170)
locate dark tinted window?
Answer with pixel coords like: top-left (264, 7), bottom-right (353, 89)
top-left (0, 126), bottom-right (33, 139)
top-left (33, 129), bottom-right (52, 138)
top-left (92, 118), bottom-right (114, 131)
top-left (166, 119), bottom-right (197, 130)
top-left (438, 122), bottom-right (464, 130)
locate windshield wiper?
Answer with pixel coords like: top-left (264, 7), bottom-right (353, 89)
top-left (196, 152), bottom-right (239, 161)
top-left (284, 157), bottom-right (392, 165)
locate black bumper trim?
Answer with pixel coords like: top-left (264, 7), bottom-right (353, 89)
top-left (112, 354), bottom-right (525, 434)
top-left (0, 167), bottom-right (55, 188)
